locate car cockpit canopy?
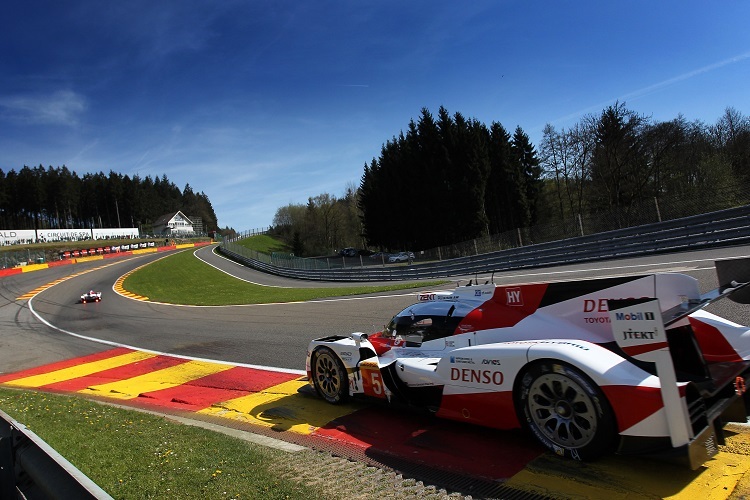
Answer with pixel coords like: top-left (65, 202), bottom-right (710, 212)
top-left (382, 300), bottom-right (472, 346)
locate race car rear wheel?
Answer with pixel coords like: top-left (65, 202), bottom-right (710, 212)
top-left (311, 347), bottom-right (349, 404)
top-left (516, 361), bottom-right (616, 461)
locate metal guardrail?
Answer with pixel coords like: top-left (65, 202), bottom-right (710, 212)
top-left (0, 409), bottom-right (112, 499)
top-left (220, 204), bottom-right (750, 281)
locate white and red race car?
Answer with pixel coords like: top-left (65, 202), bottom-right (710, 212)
top-left (306, 259), bottom-right (750, 468)
top-left (80, 290), bottom-right (102, 303)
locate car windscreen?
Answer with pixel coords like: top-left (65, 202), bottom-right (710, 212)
top-left (383, 301), bottom-right (472, 345)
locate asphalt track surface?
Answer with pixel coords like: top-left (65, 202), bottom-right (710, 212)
top-left (3, 243), bottom-right (750, 498)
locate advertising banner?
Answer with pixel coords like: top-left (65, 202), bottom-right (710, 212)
top-left (0, 228), bottom-right (140, 246)
top-left (92, 228), bottom-right (139, 239)
top-left (36, 229), bottom-right (93, 243)
top-left (0, 230), bottom-right (38, 246)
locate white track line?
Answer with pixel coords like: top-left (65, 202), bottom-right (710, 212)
top-left (27, 293), bottom-right (305, 375)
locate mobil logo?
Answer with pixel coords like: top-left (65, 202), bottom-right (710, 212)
top-left (615, 311), bottom-right (655, 321)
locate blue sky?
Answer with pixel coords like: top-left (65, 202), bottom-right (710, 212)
top-left (2, 1), bottom-right (748, 231)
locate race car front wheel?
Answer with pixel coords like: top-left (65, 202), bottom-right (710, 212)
top-left (516, 361), bottom-right (616, 461)
top-left (311, 347), bottom-right (349, 404)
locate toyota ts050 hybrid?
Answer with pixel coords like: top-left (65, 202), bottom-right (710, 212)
top-left (306, 258), bottom-right (750, 468)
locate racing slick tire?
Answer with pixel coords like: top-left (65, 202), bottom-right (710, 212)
top-left (516, 360), bottom-right (616, 461)
top-left (311, 347), bottom-right (349, 404)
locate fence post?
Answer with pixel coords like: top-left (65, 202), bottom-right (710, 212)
top-left (517, 228), bottom-right (523, 247)
top-left (578, 214), bottom-right (584, 236)
top-left (654, 197), bottom-right (662, 222)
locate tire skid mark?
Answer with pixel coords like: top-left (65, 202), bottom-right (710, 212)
top-left (15, 259), bottom-right (140, 301)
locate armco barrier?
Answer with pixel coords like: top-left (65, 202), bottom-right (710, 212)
top-left (0, 410), bottom-right (111, 499)
top-left (219, 204), bottom-right (750, 281)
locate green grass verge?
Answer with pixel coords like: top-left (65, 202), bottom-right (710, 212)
top-left (234, 234), bottom-right (291, 254)
top-left (124, 248), bottom-right (444, 305)
top-left (0, 388), bottom-right (326, 499)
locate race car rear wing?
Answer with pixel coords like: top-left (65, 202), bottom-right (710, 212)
top-left (607, 257), bottom-right (750, 467)
top-left (660, 257), bottom-right (750, 327)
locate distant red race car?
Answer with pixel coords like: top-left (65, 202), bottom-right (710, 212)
top-left (307, 258), bottom-right (750, 468)
top-left (80, 290), bottom-right (102, 303)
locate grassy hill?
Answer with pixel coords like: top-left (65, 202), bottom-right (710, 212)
top-left (234, 234), bottom-right (291, 254)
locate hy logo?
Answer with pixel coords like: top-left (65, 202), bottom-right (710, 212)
top-left (506, 288), bottom-right (523, 306)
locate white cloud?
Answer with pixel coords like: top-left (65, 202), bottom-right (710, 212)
top-left (0, 90), bottom-right (87, 126)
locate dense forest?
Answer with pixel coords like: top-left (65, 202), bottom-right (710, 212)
top-left (272, 106), bottom-right (542, 256)
top-left (272, 103), bottom-right (750, 256)
top-left (538, 103), bottom-right (749, 225)
top-left (359, 107), bottom-right (541, 251)
top-left (0, 167), bottom-right (218, 235)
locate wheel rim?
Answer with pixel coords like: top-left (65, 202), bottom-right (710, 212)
top-left (314, 351), bottom-right (344, 400)
top-left (527, 373), bottom-right (598, 448)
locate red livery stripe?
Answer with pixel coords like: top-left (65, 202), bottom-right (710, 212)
top-left (689, 317), bottom-right (743, 362)
top-left (603, 385), bottom-right (665, 432)
top-left (621, 342), bottom-right (669, 357)
top-left (436, 391), bottom-right (519, 429)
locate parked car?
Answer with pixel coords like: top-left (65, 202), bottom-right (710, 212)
top-left (338, 247), bottom-right (357, 257)
top-left (388, 251), bottom-right (414, 263)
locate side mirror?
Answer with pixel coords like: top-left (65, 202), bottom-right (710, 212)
top-left (351, 332), bottom-right (369, 347)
